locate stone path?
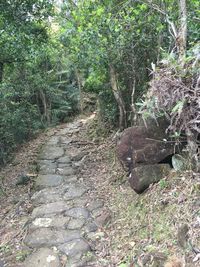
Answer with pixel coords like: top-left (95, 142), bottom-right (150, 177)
top-left (23, 120), bottom-right (109, 267)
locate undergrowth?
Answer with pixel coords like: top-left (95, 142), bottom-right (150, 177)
top-left (108, 169), bottom-right (200, 266)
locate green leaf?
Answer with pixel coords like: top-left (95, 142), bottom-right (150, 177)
top-left (172, 100), bottom-right (185, 113)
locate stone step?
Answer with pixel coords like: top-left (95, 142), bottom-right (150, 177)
top-left (24, 228), bottom-right (81, 248)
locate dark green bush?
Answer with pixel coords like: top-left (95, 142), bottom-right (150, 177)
top-left (0, 60), bottom-right (80, 165)
top-left (98, 90), bottom-right (118, 126)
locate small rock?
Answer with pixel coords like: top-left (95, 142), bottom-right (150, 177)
top-left (95, 211), bottom-right (111, 226)
top-left (84, 221), bottom-right (98, 233)
top-left (22, 247), bottom-right (61, 267)
top-left (172, 154), bottom-right (185, 171)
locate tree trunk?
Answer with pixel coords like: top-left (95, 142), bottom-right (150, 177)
top-left (131, 78), bottom-right (137, 126)
top-left (75, 69), bottom-right (83, 112)
top-left (0, 62), bottom-right (4, 83)
top-left (109, 64), bottom-right (127, 130)
top-left (178, 0), bottom-right (187, 62)
top-left (40, 90), bottom-right (50, 124)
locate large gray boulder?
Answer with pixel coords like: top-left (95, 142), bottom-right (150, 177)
top-left (117, 119), bottom-right (175, 172)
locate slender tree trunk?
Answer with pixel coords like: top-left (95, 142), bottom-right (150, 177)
top-left (75, 69), bottom-right (83, 112)
top-left (178, 0), bottom-right (187, 62)
top-left (0, 62), bottom-right (4, 83)
top-left (130, 51), bottom-right (137, 125)
top-left (40, 90), bottom-right (50, 124)
top-left (131, 78), bottom-right (137, 126)
top-left (109, 64), bottom-right (127, 130)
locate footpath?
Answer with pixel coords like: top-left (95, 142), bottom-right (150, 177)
top-left (23, 119), bottom-right (109, 267)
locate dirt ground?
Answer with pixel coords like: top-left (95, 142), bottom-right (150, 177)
top-left (0, 114), bottom-right (200, 267)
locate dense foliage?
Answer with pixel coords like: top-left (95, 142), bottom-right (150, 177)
top-left (59, 0), bottom-right (199, 128)
top-left (0, 0), bottom-right (199, 164)
top-left (0, 1), bottom-right (79, 165)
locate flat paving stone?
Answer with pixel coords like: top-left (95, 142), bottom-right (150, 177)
top-left (57, 156), bottom-right (71, 164)
top-left (72, 196), bottom-right (89, 207)
top-left (63, 176), bottom-right (78, 183)
top-left (23, 247), bottom-right (61, 267)
top-left (57, 167), bottom-right (75, 176)
top-left (58, 238), bottom-right (90, 258)
top-left (65, 207), bottom-right (90, 219)
top-left (39, 146), bottom-right (64, 160)
top-left (30, 216), bottom-right (70, 229)
top-left (63, 184), bottom-right (87, 200)
top-left (31, 188), bottom-right (63, 205)
top-left (67, 218), bottom-right (86, 230)
top-left (32, 201), bottom-right (70, 218)
top-left (24, 228), bottom-right (81, 248)
top-left (36, 174), bottom-right (64, 189)
top-left (38, 160), bottom-right (57, 175)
